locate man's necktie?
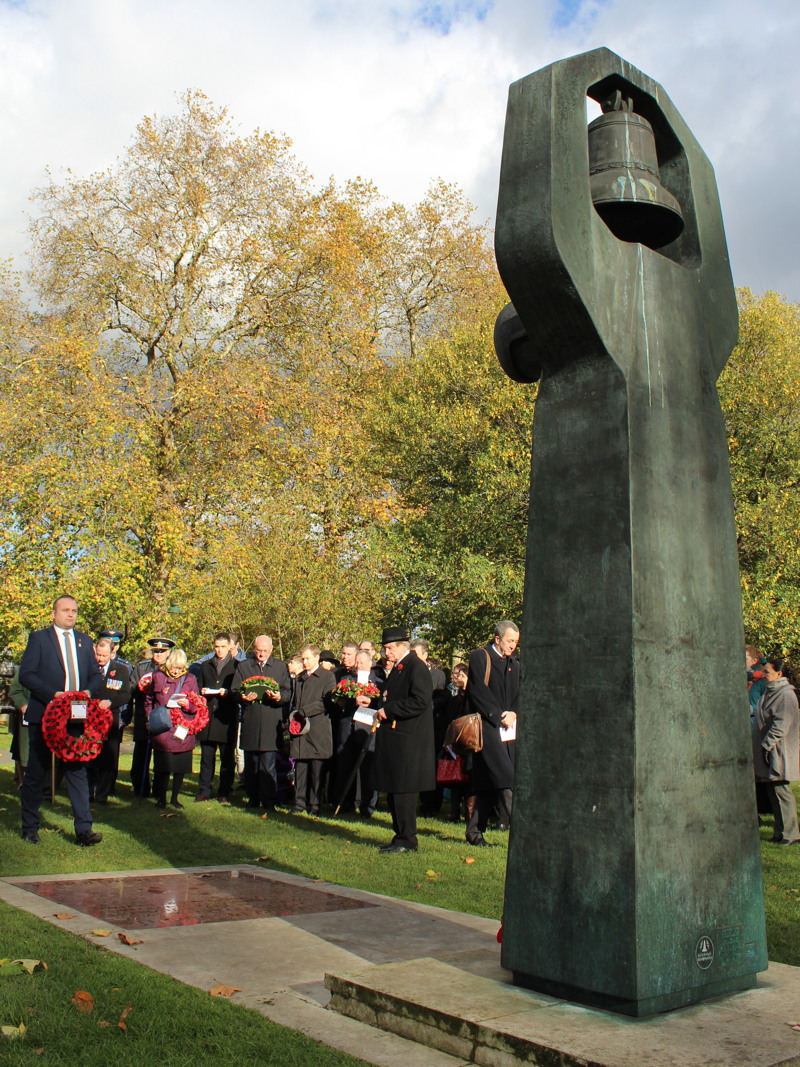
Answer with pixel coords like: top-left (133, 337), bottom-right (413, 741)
top-left (63, 632), bottom-right (79, 691)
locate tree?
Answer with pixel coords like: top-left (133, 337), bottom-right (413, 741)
top-left (718, 289), bottom-right (800, 656)
top-left (0, 93), bottom-right (498, 656)
top-left (368, 289), bottom-right (536, 656)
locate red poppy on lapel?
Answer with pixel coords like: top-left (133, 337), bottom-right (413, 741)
top-left (395, 663), bottom-right (404, 671)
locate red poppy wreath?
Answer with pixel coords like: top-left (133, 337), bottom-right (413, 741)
top-left (41, 692), bottom-right (113, 762)
top-left (168, 690), bottom-right (209, 735)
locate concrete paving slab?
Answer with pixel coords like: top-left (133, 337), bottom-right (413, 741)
top-left (0, 865), bottom-right (484, 1067)
top-left (325, 956), bottom-right (800, 1067)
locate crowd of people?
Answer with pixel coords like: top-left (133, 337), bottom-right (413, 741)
top-left (7, 595), bottom-right (521, 854)
top-left (9, 596), bottom-right (797, 854)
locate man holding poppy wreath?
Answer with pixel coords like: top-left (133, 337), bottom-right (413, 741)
top-left (19, 595), bottom-right (105, 845)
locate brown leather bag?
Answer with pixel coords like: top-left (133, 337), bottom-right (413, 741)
top-left (444, 713), bottom-right (483, 754)
top-left (443, 648), bottom-right (492, 754)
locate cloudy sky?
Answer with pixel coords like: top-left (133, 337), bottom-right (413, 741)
top-left (1, 0), bottom-right (798, 300)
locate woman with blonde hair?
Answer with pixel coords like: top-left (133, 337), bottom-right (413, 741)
top-left (145, 647), bottom-right (201, 809)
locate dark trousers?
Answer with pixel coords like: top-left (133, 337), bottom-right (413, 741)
top-left (766, 781), bottom-right (800, 842)
top-left (89, 724), bottom-right (123, 802)
top-left (130, 737), bottom-right (152, 797)
top-left (334, 723), bottom-right (377, 814)
top-left (198, 741), bottom-right (235, 798)
top-left (244, 750), bottom-right (278, 808)
top-left (154, 771), bottom-right (184, 805)
top-left (388, 792), bottom-right (418, 849)
top-left (294, 759), bottom-right (323, 811)
top-left (21, 722), bottom-right (93, 836)
top-left (466, 788), bottom-right (512, 842)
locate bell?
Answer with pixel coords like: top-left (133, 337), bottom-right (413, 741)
top-left (588, 90), bottom-right (684, 250)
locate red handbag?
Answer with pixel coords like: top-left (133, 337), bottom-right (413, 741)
top-left (436, 755), bottom-right (469, 784)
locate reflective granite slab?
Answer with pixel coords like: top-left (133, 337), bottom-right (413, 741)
top-left (9, 870), bottom-right (377, 929)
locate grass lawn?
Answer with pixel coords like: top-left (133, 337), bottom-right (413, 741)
top-left (1, 740), bottom-right (800, 1061)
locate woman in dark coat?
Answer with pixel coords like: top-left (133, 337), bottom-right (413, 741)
top-left (289, 645), bottom-right (335, 815)
top-left (145, 648), bottom-right (200, 809)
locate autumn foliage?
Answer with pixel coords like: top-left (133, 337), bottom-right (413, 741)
top-left (0, 93), bottom-right (797, 657)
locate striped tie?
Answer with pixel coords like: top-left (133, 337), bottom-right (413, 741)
top-left (63, 632), bottom-right (79, 692)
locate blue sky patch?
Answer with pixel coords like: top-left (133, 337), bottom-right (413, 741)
top-left (412, 1), bottom-right (492, 36)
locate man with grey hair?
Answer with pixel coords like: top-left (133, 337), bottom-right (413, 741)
top-left (232, 635), bottom-right (291, 810)
top-left (464, 620), bottom-right (520, 847)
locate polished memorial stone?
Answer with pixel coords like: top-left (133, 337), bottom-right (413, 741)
top-left (494, 48), bottom-right (768, 1017)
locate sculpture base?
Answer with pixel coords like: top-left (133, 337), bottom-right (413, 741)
top-left (327, 957), bottom-right (800, 1067)
top-left (511, 969), bottom-right (760, 1018)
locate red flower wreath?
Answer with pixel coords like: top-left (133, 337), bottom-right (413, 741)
top-left (41, 692), bottom-right (113, 762)
top-left (168, 690), bottom-right (209, 735)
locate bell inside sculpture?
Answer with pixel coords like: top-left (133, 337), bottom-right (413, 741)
top-left (588, 91), bottom-right (684, 250)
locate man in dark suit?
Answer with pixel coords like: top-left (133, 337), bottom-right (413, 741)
top-left (465, 619), bottom-right (520, 847)
top-left (196, 632), bottom-right (239, 803)
top-left (19, 595), bottom-right (105, 845)
top-left (231, 635), bottom-right (291, 810)
top-left (372, 626), bottom-right (434, 853)
top-left (88, 637), bottom-right (132, 803)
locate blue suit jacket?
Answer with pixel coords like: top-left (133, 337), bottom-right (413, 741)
top-left (19, 626), bottom-right (103, 724)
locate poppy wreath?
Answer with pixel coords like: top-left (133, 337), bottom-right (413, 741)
top-left (332, 679), bottom-right (381, 701)
top-left (41, 692), bottom-right (113, 762)
top-left (168, 690), bottom-right (209, 735)
top-left (240, 675), bottom-right (280, 700)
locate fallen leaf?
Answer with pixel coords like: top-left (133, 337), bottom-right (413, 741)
top-left (118, 1003), bottom-right (133, 1031)
top-left (209, 984), bottom-right (241, 998)
top-left (425, 870), bottom-right (442, 879)
top-left (91, 930), bottom-right (111, 938)
top-left (260, 813), bottom-right (268, 820)
top-left (289, 845), bottom-right (298, 850)
top-left (159, 812), bottom-right (179, 819)
top-left (118, 934), bottom-right (143, 946)
top-left (98, 1021), bottom-right (111, 1028)
top-left (1, 1023), bottom-right (26, 1039)
top-left (34, 1047), bottom-right (44, 1054)
top-left (71, 990), bottom-right (94, 1013)
top-left (54, 913), bottom-right (75, 920)
top-left (256, 856), bottom-right (271, 863)
top-left (413, 883), bottom-right (424, 889)
top-left (462, 856), bottom-right (476, 865)
top-left (0, 958), bottom-right (46, 976)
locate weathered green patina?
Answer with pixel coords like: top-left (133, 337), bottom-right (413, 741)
top-left (496, 48), bottom-right (767, 1017)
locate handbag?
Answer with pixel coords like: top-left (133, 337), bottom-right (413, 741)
top-left (444, 712), bottom-right (483, 754)
top-left (147, 705), bottom-right (173, 736)
top-left (148, 676), bottom-right (185, 735)
top-left (436, 755), bottom-right (469, 784)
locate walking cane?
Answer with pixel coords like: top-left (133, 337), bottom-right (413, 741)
top-left (50, 752), bottom-right (56, 804)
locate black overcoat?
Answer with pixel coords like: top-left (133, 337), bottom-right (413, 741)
top-left (289, 667), bottom-right (335, 760)
top-left (466, 643), bottom-right (520, 791)
top-left (373, 650), bottom-right (435, 793)
top-left (233, 656), bottom-right (291, 752)
top-left (197, 654), bottom-right (239, 745)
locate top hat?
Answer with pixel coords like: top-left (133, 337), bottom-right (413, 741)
top-left (381, 626), bottom-right (409, 646)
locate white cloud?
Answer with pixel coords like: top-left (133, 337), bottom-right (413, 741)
top-left (0, 0), bottom-right (798, 299)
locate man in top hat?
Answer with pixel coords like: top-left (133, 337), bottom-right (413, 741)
top-left (129, 637), bottom-right (175, 798)
top-left (370, 626), bottom-right (434, 853)
top-left (19, 595), bottom-right (105, 845)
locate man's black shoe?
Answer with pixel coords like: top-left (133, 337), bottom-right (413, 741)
top-left (466, 835), bottom-right (497, 848)
top-left (76, 830), bottom-right (103, 847)
top-left (22, 831), bottom-right (40, 844)
top-left (380, 844), bottom-right (417, 854)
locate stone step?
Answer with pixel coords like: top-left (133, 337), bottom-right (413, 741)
top-left (326, 957), bottom-right (800, 1067)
